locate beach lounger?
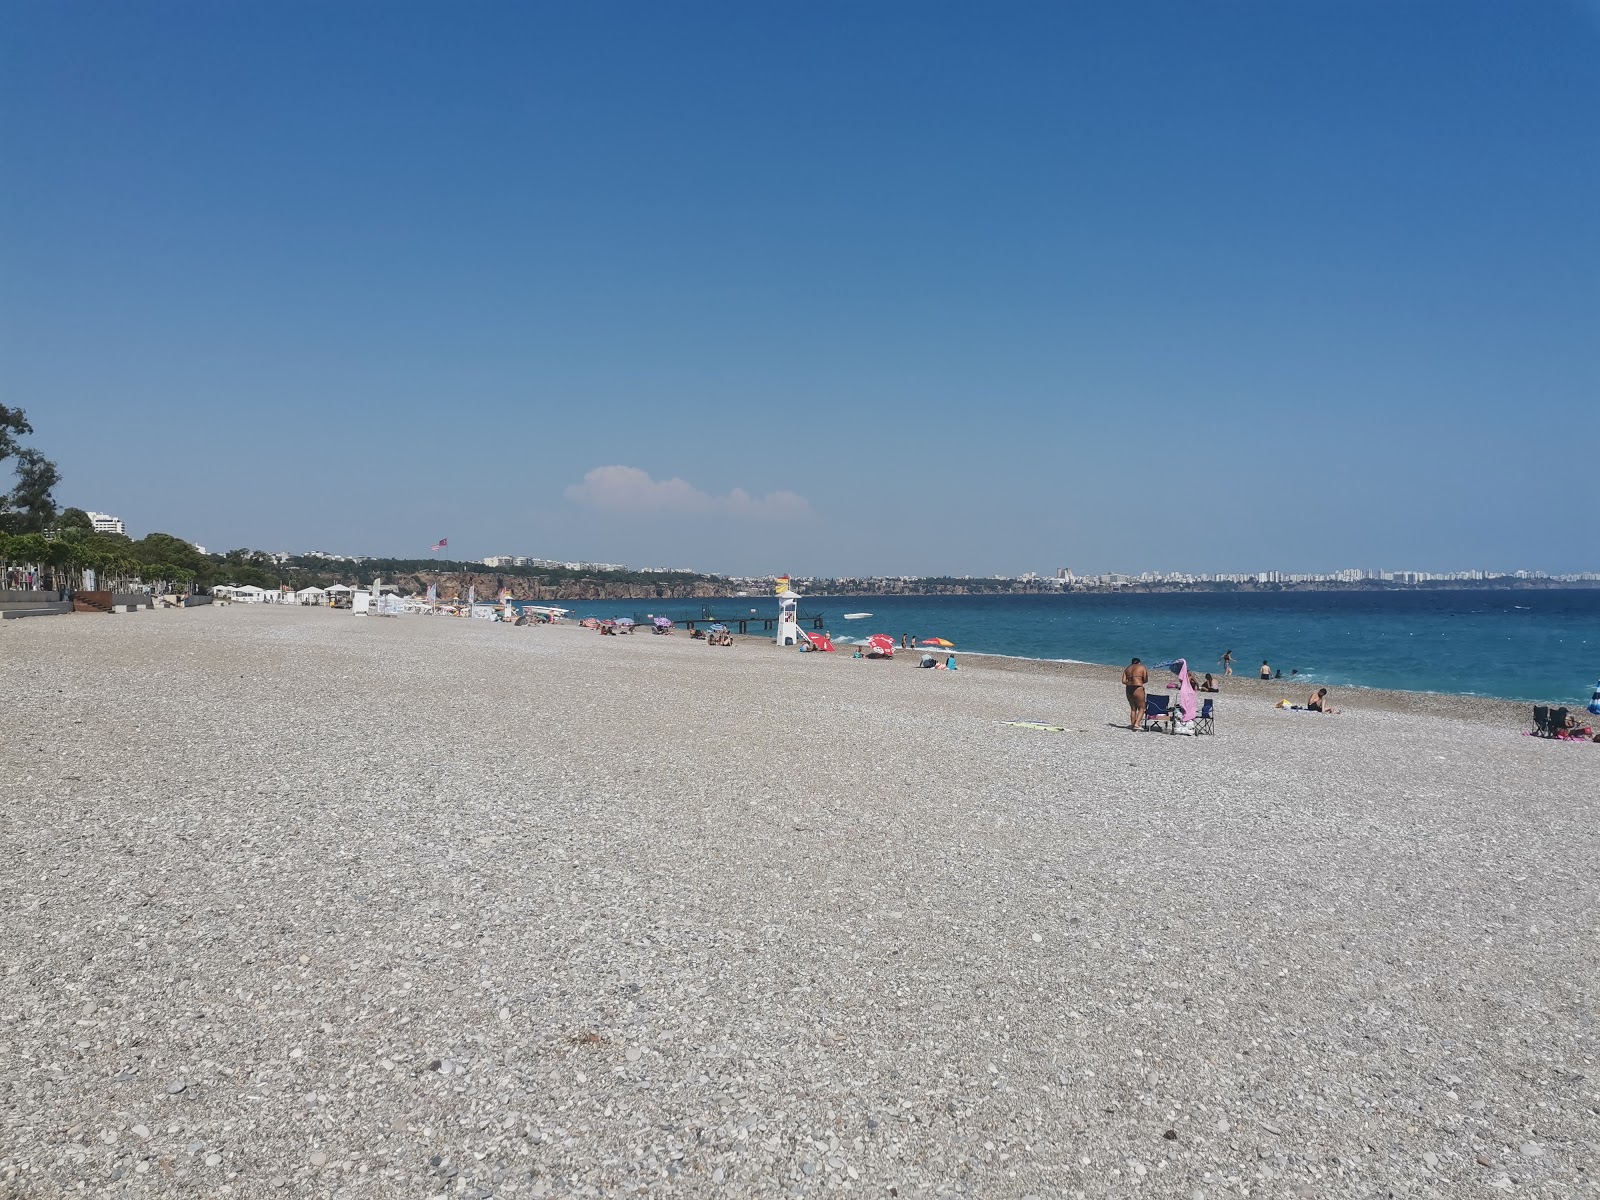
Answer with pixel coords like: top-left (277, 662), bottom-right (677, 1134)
top-left (1195, 698), bottom-right (1215, 736)
top-left (1142, 694), bottom-right (1171, 732)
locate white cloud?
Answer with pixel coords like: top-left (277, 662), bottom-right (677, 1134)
top-left (564, 466), bottom-right (811, 519)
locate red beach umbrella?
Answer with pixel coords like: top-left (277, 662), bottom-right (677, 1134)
top-left (867, 634), bottom-right (896, 652)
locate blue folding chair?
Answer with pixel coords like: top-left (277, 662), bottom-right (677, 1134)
top-left (1142, 694), bottom-right (1170, 731)
top-left (1195, 698), bottom-right (1215, 735)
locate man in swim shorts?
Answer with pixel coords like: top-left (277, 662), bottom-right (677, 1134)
top-left (1123, 657), bottom-right (1148, 730)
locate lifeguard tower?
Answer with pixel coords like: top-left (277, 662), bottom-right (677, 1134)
top-left (774, 575), bottom-right (801, 646)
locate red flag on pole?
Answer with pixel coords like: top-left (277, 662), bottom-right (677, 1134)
top-left (431, 539), bottom-right (448, 552)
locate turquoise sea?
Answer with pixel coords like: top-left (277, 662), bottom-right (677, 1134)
top-left (574, 590), bottom-right (1600, 706)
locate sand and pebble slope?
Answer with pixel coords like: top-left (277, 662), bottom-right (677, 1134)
top-left (1, 605), bottom-right (1595, 1199)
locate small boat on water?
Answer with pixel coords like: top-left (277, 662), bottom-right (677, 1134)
top-left (843, 612), bottom-right (873, 620)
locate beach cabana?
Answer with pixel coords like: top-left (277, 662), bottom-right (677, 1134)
top-left (295, 586), bottom-right (327, 605)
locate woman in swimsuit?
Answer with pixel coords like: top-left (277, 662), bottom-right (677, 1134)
top-left (1123, 657), bottom-right (1148, 729)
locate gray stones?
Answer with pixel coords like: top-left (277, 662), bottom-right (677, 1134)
top-left (2, 602), bottom-right (1594, 1200)
top-left (166, 1081), bottom-right (186, 1095)
top-left (1519, 1141), bottom-right (1544, 1157)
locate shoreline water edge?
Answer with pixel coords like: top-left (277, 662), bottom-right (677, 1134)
top-left (547, 588), bottom-right (1599, 713)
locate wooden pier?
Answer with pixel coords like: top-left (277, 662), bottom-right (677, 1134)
top-left (630, 606), bottom-right (827, 635)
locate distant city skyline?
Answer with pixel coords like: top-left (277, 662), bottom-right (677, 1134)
top-left (6, 3), bottom-right (1596, 575)
top-left (236, 541), bottom-right (1600, 587)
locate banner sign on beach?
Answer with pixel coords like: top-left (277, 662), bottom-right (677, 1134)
top-left (775, 575), bottom-right (790, 595)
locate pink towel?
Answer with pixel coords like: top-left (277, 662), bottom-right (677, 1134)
top-left (1174, 658), bottom-right (1197, 723)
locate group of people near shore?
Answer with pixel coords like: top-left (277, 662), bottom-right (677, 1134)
top-left (1122, 652), bottom-right (1341, 730)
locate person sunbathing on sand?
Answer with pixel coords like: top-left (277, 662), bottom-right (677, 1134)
top-left (1306, 688), bottom-right (1339, 714)
top-left (1201, 673), bottom-right (1219, 693)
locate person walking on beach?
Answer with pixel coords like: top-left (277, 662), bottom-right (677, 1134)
top-left (1260, 660), bottom-right (1272, 680)
top-left (1220, 650), bottom-right (1234, 677)
top-left (1123, 657), bottom-right (1148, 730)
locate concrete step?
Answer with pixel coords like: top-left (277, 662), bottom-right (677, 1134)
top-left (0, 601), bottom-right (73, 619)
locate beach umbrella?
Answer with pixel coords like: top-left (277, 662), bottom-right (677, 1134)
top-left (652, 616), bottom-right (673, 628)
top-left (616, 617), bottom-right (636, 626)
top-left (867, 634), bottom-right (896, 652)
top-left (709, 623), bottom-right (728, 633)
top-left (920, 638), bottom-right (955, 648)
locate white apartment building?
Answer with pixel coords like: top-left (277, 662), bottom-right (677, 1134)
top-left (87, 511), bottom-right (125, 535)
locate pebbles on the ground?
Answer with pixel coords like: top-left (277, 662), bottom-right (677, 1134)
top-left (1, 604), bottom-right (1593, 1197)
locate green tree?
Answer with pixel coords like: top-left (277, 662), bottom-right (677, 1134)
top-left (0, 408), bottom-right (60, 533)
top-left (1, 448), bottom-right (61, 533)
top-left (56, 507), bottom-right (95, 533)
top-left (133, 533), bottom-right (208, 571)
top-left (0, 406), bottom-right (31, 464)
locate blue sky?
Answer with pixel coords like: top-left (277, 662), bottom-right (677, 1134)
top-left (3, 2), bottom-right (1596, 576)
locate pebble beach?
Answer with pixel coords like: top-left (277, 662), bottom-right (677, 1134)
top-left (2, 605), bottom-right (1596, 1199)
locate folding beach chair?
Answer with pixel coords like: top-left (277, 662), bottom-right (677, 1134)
top-left (1549, 707), bottom-right (1570, 736)
top-left (1195, 698), bottom-right (1215, 735)
top-left (1531, 705), bottom-right (1551, 736)
top-left (1142, 694), bottom-right (1171, 732)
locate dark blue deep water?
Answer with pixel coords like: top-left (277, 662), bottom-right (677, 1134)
top-left (598, 590), bottom-right (1600, 705)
